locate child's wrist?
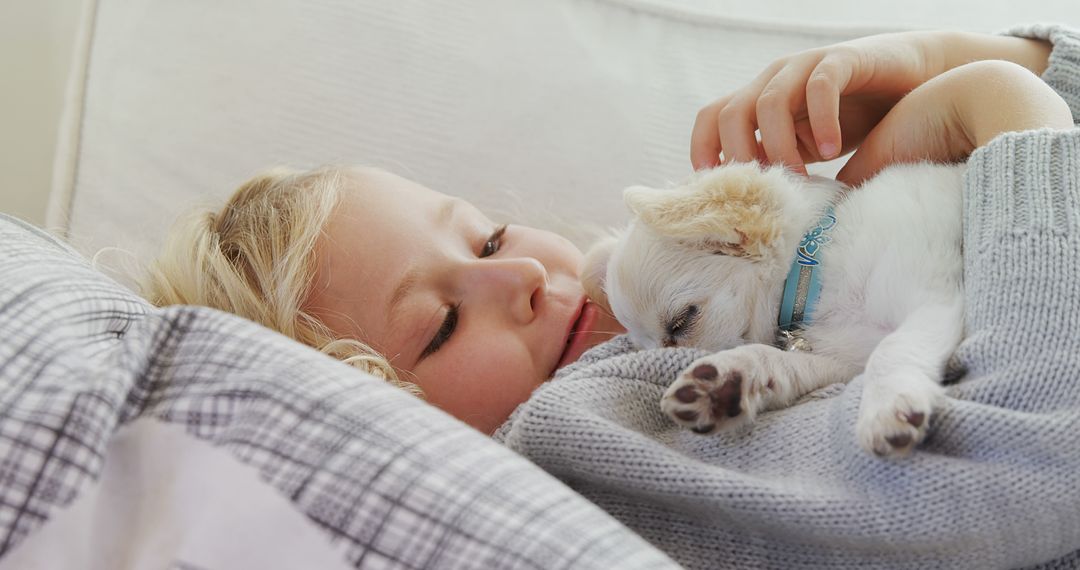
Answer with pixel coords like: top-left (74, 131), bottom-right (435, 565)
top-left (941, 31), bottom-right (1053, 78)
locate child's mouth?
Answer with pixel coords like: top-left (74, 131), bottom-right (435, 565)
top-left (556, 300), bottom-right (598, 372)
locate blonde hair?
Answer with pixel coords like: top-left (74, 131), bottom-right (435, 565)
top-left (141, 165), bottom-right (422, 396)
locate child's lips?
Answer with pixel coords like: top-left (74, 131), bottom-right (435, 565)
top-left (555, 299), bottom-right (599, 372)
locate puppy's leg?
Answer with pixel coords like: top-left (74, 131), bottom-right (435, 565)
top-left (856, 299), bottom-right (964, 457)
top-left (662, 345), bottom-right (853, 434)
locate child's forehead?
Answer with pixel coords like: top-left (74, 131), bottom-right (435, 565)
top-left (342, 171), bottom-right (497, 233)
top-left (344, 167), bottom-right (450, 205)
top-left (334, 173), bottom-right (487, 239)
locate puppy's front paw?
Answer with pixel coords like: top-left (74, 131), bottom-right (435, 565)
top-left (661, 348), bottom-right (776, 435)
top-left (856, 376), bottom-right (944, 457)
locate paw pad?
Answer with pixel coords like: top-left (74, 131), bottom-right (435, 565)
top-left (885, 433), bottom-right (913, 449)
top-left (674, 409), bottom-right (698, 422)
top-left (712, 372), bottom-right (743, 418)
top-left (857, 385), bottom-right (942, 458)
top-left (674, 385), bottom-right (700, 403)
top-left (662, 351), bottom-right (772, 436)
top-left (692, 364), bottom-right (719, 381)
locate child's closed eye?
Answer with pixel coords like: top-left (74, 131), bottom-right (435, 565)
top-left (421, 303), bottom-right (460, 359)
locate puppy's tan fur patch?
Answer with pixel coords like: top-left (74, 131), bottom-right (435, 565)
top-left (623, 163), bottom-right (786, 260)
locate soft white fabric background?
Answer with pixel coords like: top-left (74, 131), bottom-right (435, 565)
top-left (42, 0), bottom-right (1080, 273)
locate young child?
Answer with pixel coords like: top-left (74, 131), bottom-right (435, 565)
top-left (144, 27), bottom-right (1074, 435)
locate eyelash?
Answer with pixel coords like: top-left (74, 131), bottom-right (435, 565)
top-left (421, 303), bottom-right (459, 359)
top-left (667, 305), bottom-right (700, 338)
top-left (421, 225), bottom-right (507, 359)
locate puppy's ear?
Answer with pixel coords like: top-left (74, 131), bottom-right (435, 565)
top-left (581, 234), bottom-right (619, 317)
top-left (622, 166), bottom-right (782, 260)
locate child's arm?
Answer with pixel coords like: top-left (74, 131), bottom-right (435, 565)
top-left (937, 31), bottom-right (1053, 77)
top-left (689, 29), bottom-right (1061, 176)
top-left (834, 59), bottom-right (1072, 185)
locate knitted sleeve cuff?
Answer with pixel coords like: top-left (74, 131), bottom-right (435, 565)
top-left (962, 127), bottom-right (1080, 342)
top-left (1007, 24), bottom-right (1080, 123)
top-left (965, 128), bottom-right (1080, 246)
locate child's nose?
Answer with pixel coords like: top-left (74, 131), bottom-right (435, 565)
top-left (465, 257), bottom-right (547, 323)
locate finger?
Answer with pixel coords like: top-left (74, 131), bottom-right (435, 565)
top-left (805, 54), bottom-right (854, 161)
top-left (701, 59), bottom-right (790, 167)
top-left (796, 140), bottom-right (820, 164)
top-left (690, 99), bottom-right (729, 170)
top-left (756, 93), bottom-right (807, 173)
top-left (794, 120), bottom-right (826, 163)
top-left (755, 140), bottom-right (768, 163)
top-left (716, 97), bottom-right (760, 164)
top-left (756, 65), bottom-right (814, 174)
top-left (759, 137), bottom-right (819, 166)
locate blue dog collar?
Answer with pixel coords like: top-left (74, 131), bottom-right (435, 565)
top-left (778, 207), bottom-right (836, 332)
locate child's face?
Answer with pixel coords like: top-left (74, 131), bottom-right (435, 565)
top-left (306, 168), bottom-right (624, 433)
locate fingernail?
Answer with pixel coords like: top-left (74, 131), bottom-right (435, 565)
top-left (819, 143), bottom-right (838, 160)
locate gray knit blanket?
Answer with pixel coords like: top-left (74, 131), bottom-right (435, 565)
top-left (496, 25), bottom-right (1080, 570)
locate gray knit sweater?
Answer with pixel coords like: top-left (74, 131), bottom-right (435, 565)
top-left (495, 24), bottom-right (1080, 570)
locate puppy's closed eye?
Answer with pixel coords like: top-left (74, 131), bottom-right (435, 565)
top-left (663, 305), bottom-right (700, 347)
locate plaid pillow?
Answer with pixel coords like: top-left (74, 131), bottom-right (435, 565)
top-left (0, 214), bottom-right (676, 569)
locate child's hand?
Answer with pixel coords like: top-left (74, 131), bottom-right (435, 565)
top-left (836, 60), bottom-right (1073, 186)
top-left (691, 30), bottom-right (1055, 175)
top-left (691, 31), bottom-right (946, 173)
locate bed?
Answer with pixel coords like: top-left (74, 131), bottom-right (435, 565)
top-left (6, 0), bottom-right (1080, 568)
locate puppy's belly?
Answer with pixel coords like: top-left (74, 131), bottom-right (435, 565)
top-left (806, 162), bottom-right (965, 368)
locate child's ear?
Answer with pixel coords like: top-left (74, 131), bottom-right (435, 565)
top-left (581, 234), bottom-right (620, 317)
top-left (622, 166), bottom-right (783, 260)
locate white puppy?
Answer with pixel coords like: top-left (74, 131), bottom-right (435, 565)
top-left (583, 162), bottom-right (965, 456)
